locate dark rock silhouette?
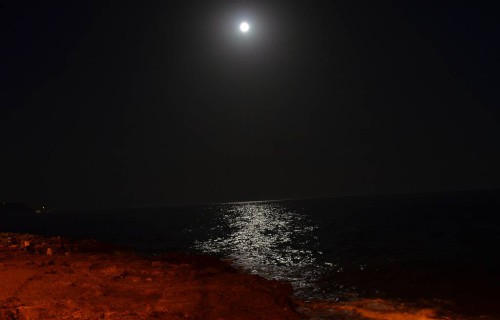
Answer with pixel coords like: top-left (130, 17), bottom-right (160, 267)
top-left (0, 202), bottom-right (34, 215)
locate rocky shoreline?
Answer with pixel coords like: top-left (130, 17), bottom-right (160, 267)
top-left (0, 233), bottom-right (490, 320)
top-left (0, 232), bottom-right (304, 319)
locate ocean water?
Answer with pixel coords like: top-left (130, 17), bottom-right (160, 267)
top-left (2, 189), bottom-right (500, 314)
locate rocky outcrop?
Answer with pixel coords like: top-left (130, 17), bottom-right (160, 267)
top-left (0, 203), bottom-right (34, 215)
top-left (0, 233), bottom-right (300, 320)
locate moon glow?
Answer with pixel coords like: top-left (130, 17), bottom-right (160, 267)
top-left (240, 22), bottom-right (250, 33)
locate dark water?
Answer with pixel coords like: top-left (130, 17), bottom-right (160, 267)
top-left (2, 189), bottom-right (500, 314)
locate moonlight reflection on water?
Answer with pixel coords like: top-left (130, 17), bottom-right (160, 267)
top-left (195, 202), bottom-right (325, 298)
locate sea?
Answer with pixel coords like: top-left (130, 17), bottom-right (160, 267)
top-left (2, 189), bottom-right (500, 316)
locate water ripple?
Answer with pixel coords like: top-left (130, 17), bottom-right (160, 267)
top-left (194, 202), bottom-right (327, 298)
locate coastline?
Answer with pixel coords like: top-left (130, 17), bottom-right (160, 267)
top-left (0, 232), bottom-right (301, 320)
top-left (0, 233), bottom-right (493, 320)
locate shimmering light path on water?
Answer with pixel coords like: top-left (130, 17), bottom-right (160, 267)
top-left (195, 202), bottom-right (330, 298)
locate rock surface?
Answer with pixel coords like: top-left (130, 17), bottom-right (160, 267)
top-left (0, 233), bottom-right (492, 320)
top-left (0, 233), bottom-right (300, 320)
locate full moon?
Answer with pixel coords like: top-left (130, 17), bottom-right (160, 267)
top-left (240, 22), bottom-right (250, 33)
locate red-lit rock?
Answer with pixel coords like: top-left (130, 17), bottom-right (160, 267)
top-left (0, 233), bottom-right (302, 320)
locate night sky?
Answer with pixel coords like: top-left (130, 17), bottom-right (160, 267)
top-left (2, 1), bottom-right (499, 209)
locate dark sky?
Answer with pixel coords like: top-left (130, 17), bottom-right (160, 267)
top-left (1, 1), bottom-right (499, 209)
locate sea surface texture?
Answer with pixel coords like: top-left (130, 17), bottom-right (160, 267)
top-left (2, 190), bottom-right (499, 312)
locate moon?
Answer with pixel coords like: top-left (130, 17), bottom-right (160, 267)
top-left (240, 22), bottom-right (250, 33)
